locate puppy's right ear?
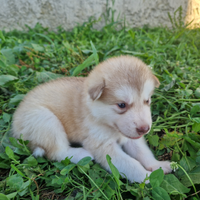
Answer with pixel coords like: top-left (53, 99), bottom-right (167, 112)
top-left (88, 79), bottom-right (105, 101)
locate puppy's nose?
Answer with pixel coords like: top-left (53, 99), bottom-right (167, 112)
top-left (136, 126), bottom-right (149, 135)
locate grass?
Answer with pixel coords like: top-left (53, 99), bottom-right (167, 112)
top-left (0, 9), bottom-right (200, 199)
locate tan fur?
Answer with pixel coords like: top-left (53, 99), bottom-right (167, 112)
top-left (12, 55), bottom-right (171, 183)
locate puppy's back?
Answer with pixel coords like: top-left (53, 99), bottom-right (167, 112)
top-left (12, 77), bottom-right (86, 141)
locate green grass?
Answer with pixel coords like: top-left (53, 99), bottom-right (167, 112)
top-left (0, 12), bottom-right (200, 199)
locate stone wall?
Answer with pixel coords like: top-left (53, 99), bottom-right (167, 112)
top-left (0, 0), bottom-right (189, 31)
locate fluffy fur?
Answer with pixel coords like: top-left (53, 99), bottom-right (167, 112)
top-left (12, 55), bottom-right (172, 183)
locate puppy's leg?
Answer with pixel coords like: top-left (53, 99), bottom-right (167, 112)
top-left (88, 142), bottom-right (151, 183)
top-left (12, 107), bottom-right (93, 163)
top-left (123, 137), bottom-right (172, 174)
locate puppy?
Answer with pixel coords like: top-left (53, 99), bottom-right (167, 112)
top-left (12, 55), bottom-right (172, 183)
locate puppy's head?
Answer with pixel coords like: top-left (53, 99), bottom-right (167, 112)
top-left (85, 56), bottom-right (159, 139)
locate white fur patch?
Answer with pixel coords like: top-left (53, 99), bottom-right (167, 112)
top-left (114, 86), bottom-right (136, 104)
top-left (33, 147), bottom-right (45, 157)
top-left (142, 79), bottom-right (155, 100)
top-left (60, 147), bottom-right (94, 163)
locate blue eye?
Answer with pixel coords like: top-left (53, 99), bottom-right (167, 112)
top-left (118, 103), bottom-right (126, 108)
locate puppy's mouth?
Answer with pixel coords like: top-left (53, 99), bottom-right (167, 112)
top-left (129, 135), bottom-right (143, 139)
top-left (114, 123), bottom-right (142, 140)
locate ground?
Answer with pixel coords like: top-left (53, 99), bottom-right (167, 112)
top-left (0, 12), bottom-right (200, 199)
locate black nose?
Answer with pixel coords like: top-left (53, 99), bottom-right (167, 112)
top-left (136, 126), bottom-right (149, 135)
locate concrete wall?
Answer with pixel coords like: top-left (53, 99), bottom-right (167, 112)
top-left (0, 0), bottom-right (188, 31)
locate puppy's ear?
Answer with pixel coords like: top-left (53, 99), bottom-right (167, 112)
top-left (88, 79), bottom-right (105, 100)
top-left (153, 75), bottom-right (160, 88)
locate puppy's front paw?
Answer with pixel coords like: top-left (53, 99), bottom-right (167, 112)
top-left (131, 169), bottom-right (152, 183)
top-left (146, 161), bottom-right (172, 174)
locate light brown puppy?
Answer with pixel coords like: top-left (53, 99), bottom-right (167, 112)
top-left (12, 56), bottom-right (171, 183)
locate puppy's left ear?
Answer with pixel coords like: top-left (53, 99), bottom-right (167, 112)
top-left (153, 75), bottom-right (160, 88)
top-left (88, 79), bottom-right (105, 100)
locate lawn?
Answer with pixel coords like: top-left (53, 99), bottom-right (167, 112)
top-left (0, 9), bottom-right (200, 200)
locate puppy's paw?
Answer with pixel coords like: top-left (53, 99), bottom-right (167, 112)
top-left (140, 170), bottom-right (152, 184)
top-left (56, 147), bottom-right (94, 163)
top-left (131, 170), bottom-right (151, 183)
top-left (144, 171), bottom-right (151, 184)
top-left (146, 161), bottom-right (172, 174)
top-left (70, 148), bottom-right (94, 163)
top-left (77, 148), bottom-right (94, 161)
